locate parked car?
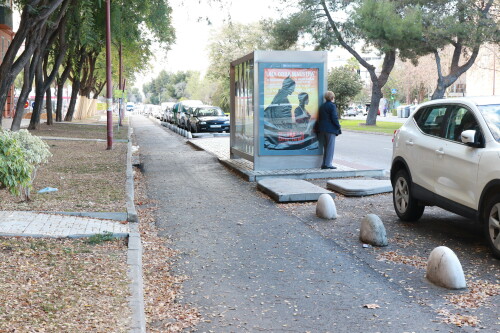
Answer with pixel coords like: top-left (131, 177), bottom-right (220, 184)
top-left (356, 105), bottom-right (364, 114)
top-left (187, 106), bottom-right (230, 133)
top-left (174, 100), bottom-right (203, 128)
top-left (152, 105), bottom-right (162, 119)
top-left (126, 102), bottom-right (135, 112)
top-left (344, 107), bottom-right (357, 117)
top-left (161, 102), bottom-right (175, 122)
top-left (165, 105), bottom-right (174, 123)
top-left (391, 96), bottom-right (500, 258)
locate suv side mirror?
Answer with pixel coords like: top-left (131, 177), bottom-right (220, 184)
top-left (461, 130), bottom-right (483, 148)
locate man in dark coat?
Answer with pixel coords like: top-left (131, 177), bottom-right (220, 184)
top-left (317, 91), bottom-right (341, 169)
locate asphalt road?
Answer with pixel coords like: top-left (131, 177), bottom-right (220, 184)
top-left (132, 115), bottom-right (460, 332)
top-left (335, 131), bottom-right (393, 171)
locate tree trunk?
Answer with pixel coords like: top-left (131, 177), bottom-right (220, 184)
top-left (320, 0), bottom-right (396, 126)
top-left (0, 0), bottom-right (65, 125)
top-left (56, 81), bottom-right (65, 122)
top-left (365, 50), bottom-right (396, 125)
top-left (64, 78), bottom-right (80, 121)
top-left (431, 42), bottom-right (480, 99)
top-left (10, 64), bottom-right (30, 131)
top-left (43, 54), bottom-right (53, 125)
top-left (367, 83), bottom-right (383, 125)
top-left (29, 59), bottom-right (45, 130)
top-left (79, 51), bottom-right (98, 98)
top-left (56, 61), bottom-right (71, 122)
top-left (431, 78), bottom-right (447, 100)
top-left (46, 85), bottom-right (53, 125)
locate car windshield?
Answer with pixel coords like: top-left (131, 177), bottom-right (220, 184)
top-left (198, 108), bottom-right (224, 117)
top-left (479, 104), bottom-right (500, 142)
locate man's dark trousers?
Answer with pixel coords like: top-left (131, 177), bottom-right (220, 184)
top-left (320, 132), bottom-right (336, 168)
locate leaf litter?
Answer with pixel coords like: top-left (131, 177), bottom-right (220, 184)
top-left (134, 166), bottom-right (201, 332)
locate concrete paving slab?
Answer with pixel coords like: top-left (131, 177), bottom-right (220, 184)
top-left (327, 179), bottom-right (392, 196)
top-left (257, 178), bottom-right (335, 202)
top-left (0, 211), bottom-right (129, 238)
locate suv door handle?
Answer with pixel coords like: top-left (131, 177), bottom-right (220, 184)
top-left (435, 148), bottom-right (445, 155)
top-left (405, 140), bottom-right (414, 146)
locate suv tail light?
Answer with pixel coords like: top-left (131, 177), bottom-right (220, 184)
top-left (392, 129), bottom-right (399, 142)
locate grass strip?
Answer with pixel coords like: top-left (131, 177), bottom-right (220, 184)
top-left (339, 119), bottom-right (403, 134)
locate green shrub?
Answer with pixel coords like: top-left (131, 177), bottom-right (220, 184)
top-left (0, 129), bottom-right (51, 199)
top-left (0, 131), bottom-right (33, 195)
top-left (10, 129), bottom-right (52, 166)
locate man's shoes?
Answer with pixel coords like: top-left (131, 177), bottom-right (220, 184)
top-left (321, 166), bottom-right (337, 169)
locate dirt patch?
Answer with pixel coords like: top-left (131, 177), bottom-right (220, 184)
top-left (0, 120), bottom-right (132, 331)
top-left (28, 118), bottom-right (129, 141)
top-left (0, 237), bottom-right (130, 332)
top-left (134, 166), bottom-right (201, 332)
top-left (0, 139), bottom-right (127, 212)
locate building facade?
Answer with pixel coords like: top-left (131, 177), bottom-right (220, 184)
top-left (464, 44), bottom-right (499, 97)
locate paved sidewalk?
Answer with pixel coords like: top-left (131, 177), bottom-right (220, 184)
top-left (1, 118), bottom-right (30, 130)
top-left (188, 136), bottom-right (386, 181)
top-left (0, 211), bottom-right (129, 238)
top-left (134, 115), bottom-right (453, 332)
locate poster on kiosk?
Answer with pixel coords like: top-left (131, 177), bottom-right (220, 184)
top-left (259, 63), bottom-right (323, 155)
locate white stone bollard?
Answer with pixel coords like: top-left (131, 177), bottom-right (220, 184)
top-left (426, 246), bottom-right (466, 289)
top-left (360, 214), bottom-right (388, 247)
top-left (316, 194), bottom-right (337, 219)
top-left (187, 131), bottom-right (193, 139)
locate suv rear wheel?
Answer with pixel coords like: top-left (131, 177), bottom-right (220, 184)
top-left (484, 194), bottom-right (500, 259)
top-left (393, 169), bottom-right (425, 222)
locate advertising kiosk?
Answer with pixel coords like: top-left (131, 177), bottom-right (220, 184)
top-left (230, 50), bottom-right (328, 170)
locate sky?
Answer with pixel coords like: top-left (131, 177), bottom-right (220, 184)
top-left (134, 0), bottom-right (280, 88)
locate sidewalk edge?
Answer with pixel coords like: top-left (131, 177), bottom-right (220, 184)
top-left (127, 125), bottom-right (138, 223)
top-left (126, 118), bottom-right (146, 333)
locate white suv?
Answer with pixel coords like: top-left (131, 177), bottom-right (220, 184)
top-left (391, 96), bottom-right (500, 258)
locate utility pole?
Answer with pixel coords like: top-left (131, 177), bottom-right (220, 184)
top-left (118, 41), bottom-right (123, 127)
top-left (105, 0), bottom-right (113, 150)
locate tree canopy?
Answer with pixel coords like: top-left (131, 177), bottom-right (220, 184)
top-left (0, 0), bottom-right (175, 130)
top-left (327, 66), bottom-right (363, 116)
top-left (272, 0), bottom-right (499, 124)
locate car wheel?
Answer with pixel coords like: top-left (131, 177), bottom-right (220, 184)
top-left (483, 194), bottom-right (500, 259)
top-left (392, 169), bottom-right (424, 222)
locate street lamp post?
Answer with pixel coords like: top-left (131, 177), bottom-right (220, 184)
top-left (105, 0), bottom-right (113, 150)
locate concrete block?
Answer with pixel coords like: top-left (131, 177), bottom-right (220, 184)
top-left (359, 214), bottom-right (388, 247)
top-left (327, 179), bottom-right (392, 196)
top-left (257, 178), bottom-right (335, 202)
top-left (316, 194), bottom-right (337, 219)
top-left (426, 246), bottom-right (466, 289)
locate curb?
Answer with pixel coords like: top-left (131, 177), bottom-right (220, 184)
top-left (0, 232), bottom-right (129, 239)
top-left (127, 223), bottom-right (145, 333)
top-left (127, 126), bottom-right (138, 223)
top-left (218, 158), bottom-right (386, 182)
top-left (126, 117), bottom-right (146, 333)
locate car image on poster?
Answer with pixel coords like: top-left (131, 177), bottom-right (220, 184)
top-left (260, 63), bottom-right (323, 155)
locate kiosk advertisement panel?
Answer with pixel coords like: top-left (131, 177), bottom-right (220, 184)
top-left (259, 63), bottom-right (323, 155)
